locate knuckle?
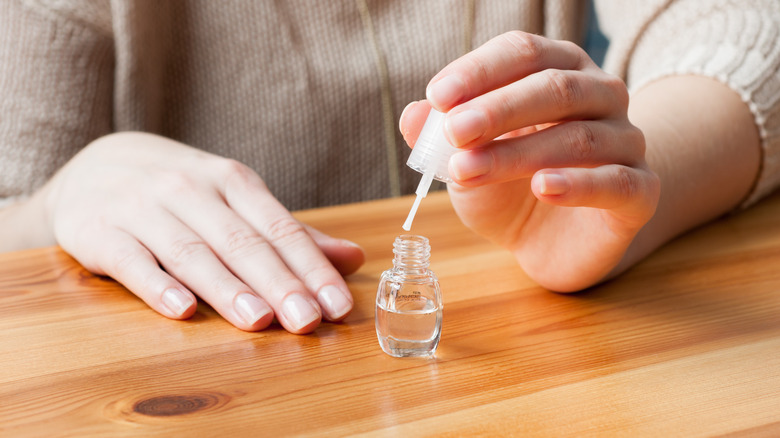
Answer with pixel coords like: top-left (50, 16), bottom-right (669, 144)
top-left (223, 228), bottom-right (268, 257)
top-left (488, 93), bottom-right (517, 132)
top-left (605, 74), bottom-right (629, 110)
top-left (301, 264), bottom-right (338, 288)
top-left (107, 246), bottom-right (143, 279)
top-left (560, 40), bottom-right (589, 64)
top-left (566, 122), bottom-right (597, 161)
top-left (627, 125), bottom-right (647, 157)
top-left (124, 191), bottom-right (151, 212)
top-left (501, 31), bottom-right (544, 65)
top-left (580, 173), bottom-right (597, 199)
top-left (103, 247), bottom-right (163, 298)
top-left (460, 54), bottom-right (490, 89)
top-left (263, 216), bottom-right (306, 244)
top-left (209, 274), bottom-right (240, 298)
top-left (545, 70), bottom-right (580, 113)
top-left (219, 158), bottom-right (253, 179)
top-left (168, 238), bottom-right (209, 266)
top-left (157, 170), bottom-right (197, 197)
top-left (221, 158), bottom-right (267, 193)
top-left (506, 147), bottom-right (528, 176)
top-left (613, 167), bottom-right (640, 200)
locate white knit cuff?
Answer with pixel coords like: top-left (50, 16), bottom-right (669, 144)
top-left (0, 195), bottom-right (27, 209)
top-left (625, 0), bottom-right (780, 208)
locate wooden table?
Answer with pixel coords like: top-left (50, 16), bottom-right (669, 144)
top-left (1, 191), bottom-right (779, 436)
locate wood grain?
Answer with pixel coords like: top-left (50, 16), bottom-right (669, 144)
top-left (1, 191), bottom-right (779, 437)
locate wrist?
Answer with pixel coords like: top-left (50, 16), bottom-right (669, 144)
top-left (0, 188), bottom-right (55, 252)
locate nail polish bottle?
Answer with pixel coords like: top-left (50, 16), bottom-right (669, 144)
top-left (376, 234), bottom-right (443, 357)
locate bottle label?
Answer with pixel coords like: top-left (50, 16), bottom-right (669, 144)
top-left (396, 290), bottom-right (424, 303)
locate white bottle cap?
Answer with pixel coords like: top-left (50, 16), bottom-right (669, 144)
top-left (406, 109), bottom-right (458, 183)
top-left (402, 109), bottom-right (458, 231)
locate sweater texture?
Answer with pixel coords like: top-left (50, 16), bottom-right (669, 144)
top-left (1, 0), bottom-right (778, 210)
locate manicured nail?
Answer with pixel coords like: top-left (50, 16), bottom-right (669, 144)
top-left (235, 293), bottom-right (273, 326)
top-left (341, 238), bottom-right (363, 251)
top-left (162, 288), bottom-right (195, 317)
top-left (317, 285), bottom-right (353, 320)
top-left (282, 293), bottom-right (321, 331)
top-left (399, 101), bottom-right (417, 133)
top-left (450, 151), bottom-right (493, 181)
top-left (426, 75), bottom-right (465, 108)
top-left (539, 173), bottom-right (570, 195)
top-left (446, 109), bottom-right (488, 145)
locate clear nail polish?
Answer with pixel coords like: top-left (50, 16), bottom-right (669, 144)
top-left (375, 235), bottom-right (443, 357)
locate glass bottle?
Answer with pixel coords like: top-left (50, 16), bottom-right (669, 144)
top-left (375, 235), bottom-right (443, 357)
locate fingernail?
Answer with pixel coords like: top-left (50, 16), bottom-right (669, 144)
top-left (446, 109), bottom-right (488, 145)
top-left (539, 173), bottom-right (569, 195)
top-left (399, 101), bottom-right (417, 133)
top-left (282, 293), bottom-right (321, 331)
top-left (235, 293), bottom-right (273, 326)
top-left (450, 151), bottom-right (493, 180)
top-left (162, 288), bottom-right (195, 317)
top-left (317, 285), bottom-right (353, 320)
top-left (341, 238), bottom-right (363, 251)
top-left (426, 75), bottom-right (465, 108)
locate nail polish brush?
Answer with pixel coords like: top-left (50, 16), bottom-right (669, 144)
top-left (402, 109), bottom-right (459, 231)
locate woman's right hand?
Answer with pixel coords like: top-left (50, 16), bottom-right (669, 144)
top-left (39, 132), bottom-right (364, 333)
top-left (399, 32), bottom-right (660, 292)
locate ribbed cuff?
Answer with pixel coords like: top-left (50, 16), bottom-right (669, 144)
top-left (0, 195), bottom-right (28, 209)
top-left (625, 0), bottom-right (780, 208)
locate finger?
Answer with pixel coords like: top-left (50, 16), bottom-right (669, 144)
top-left (119, 208), bottom-right (278, 332)
top-left (443, 69), bottom-right (629, 148)
top-left (399, 100), bottom-right (432, 148)
top-left (212, 161), bottom-right (354, 323)
top-left (85, 228), bottom-right (198, 320)
top-left (530, 165), bottom-right (660, 218)
top-left (449, 120), bottom-right (645, 185)
top-left (303, 224), bottom-right (365, 276)
top-left (426, 31), bottom-right (591, 110)
top-left (173, 197), bottom-right (345, 328)
top-left (398, 100), bottom-right (547, 150)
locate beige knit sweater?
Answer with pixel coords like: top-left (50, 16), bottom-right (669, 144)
top-left (1, 0), bottom-right (779, 211)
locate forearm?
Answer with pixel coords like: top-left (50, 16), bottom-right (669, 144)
top-left (0, 190), bottom-right (54, 252)
top-left (613, 75), bottom-right (761, 274)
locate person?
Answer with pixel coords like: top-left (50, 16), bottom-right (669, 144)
top-left (1, 1), bottom-right (778, 334)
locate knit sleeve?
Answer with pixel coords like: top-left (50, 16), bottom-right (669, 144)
top-left (0, 0), bottom-right (114, 201)
top-left (608, 0), bottom-right (780, 207)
